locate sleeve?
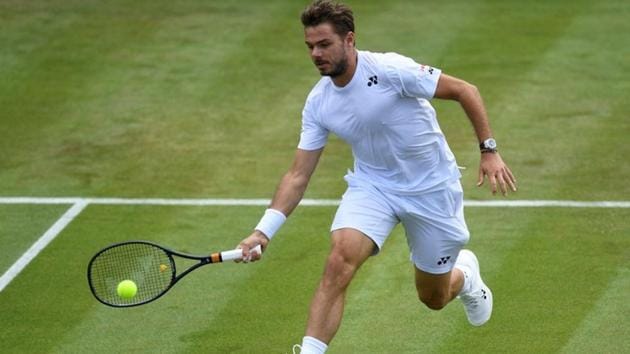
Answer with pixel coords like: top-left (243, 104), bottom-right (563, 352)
top-left (297, 96), bottom-right (329, 151)
top-left (381, 52), bottom-right (441, 99)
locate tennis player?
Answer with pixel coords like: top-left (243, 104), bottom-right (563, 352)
top-left (238, 1), bottom-right (516, 353)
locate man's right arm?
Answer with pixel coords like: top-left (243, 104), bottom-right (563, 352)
top-left (238, 148), bottom-right (324, 259)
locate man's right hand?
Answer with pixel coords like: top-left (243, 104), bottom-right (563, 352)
top-left (236, 231), bottom-right (269, 263)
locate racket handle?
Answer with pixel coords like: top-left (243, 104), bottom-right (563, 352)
top-left (221, 244), bottom-right (262, 262)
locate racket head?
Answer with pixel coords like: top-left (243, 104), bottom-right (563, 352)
top-left (87, 241), bottom-right (176, 307)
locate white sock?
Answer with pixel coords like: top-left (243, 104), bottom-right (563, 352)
top-left (300, 336), bottom-right (328, 354)
top-left (455, 265), bottom-right (472, 295)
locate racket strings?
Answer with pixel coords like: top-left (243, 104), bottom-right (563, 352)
top-left (89, 243), bottom-right (173, 306)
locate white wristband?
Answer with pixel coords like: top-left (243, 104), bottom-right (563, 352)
top-left (254, 209), bottom-right (286, 240)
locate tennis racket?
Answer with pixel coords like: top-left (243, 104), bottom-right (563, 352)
top-left (87, 241), bottom-right (261, 308)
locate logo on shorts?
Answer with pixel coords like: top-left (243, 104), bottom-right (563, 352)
top-left (420, 65), bottom-right (435, 75)
top-left (437, 256), bottom-right (451, 266)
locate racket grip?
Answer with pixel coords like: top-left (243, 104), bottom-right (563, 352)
top-left (221, 245), bottom-right (262, 262)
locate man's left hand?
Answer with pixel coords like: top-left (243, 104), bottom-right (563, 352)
top-left (477, 153), bottom-right (517, 196)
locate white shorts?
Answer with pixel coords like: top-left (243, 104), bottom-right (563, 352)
top-left (331, 177), bottom-right (470, 274)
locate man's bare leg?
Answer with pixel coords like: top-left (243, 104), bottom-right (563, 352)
top-left (300, 228), bottom-right (375, 352)
top-left (414, 266), bottom-right (464, 310)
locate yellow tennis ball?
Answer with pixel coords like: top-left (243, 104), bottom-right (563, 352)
top-left (159, 264), bottom-right (168, 272)
top-left (117, 280), bottom-right (137, 299)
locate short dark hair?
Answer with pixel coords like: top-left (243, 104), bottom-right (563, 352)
top-left (300, 0), bottom-right (354, 37)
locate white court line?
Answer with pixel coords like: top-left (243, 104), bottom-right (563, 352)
top-left (0, 196), bottom-right (628, 293)
top-left (0, 197), bottom-right (338, 206)
top-left (0, 200), bottom-right (88, 292)
top-left (0, 197), bottom-right (629, 208)
top-left (463, 200), bottom-right (630, 208)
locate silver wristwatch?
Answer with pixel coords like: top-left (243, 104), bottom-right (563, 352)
top-left (479, 138), bottom-right (497, 153)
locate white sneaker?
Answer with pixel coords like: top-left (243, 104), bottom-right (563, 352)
top-left (292, 344), bottom-right (302, 354)
top-left (456, 250), bottom-right (493, 326)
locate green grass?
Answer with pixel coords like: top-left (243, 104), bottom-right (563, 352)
top-left (0, 204), bottom-right (70, 270)
top-left (1, 0), bottom-right (629, 353)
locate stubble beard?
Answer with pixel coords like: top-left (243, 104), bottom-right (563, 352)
top-left (318, 52), bottom-right (349, 78)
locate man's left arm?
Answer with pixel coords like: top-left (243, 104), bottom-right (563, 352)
top-left (434, 73), bottom-right (517, 195)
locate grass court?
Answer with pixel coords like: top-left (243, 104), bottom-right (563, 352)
top-left (1, 0), bottom-right (629, 352)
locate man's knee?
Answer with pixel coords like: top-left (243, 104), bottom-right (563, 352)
top-left (418, 291), bottom-right (449, 311)
top-left (322, 250), bottom-right (358, 288)
top-left (321, 229), bottom-right (374, 289)
top-left (415, 268), bottom-right (454, 311)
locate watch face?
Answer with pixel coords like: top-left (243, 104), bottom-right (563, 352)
top-left (485, 139), bottom-right (497, 149)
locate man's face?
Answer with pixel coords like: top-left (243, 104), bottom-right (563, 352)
top-left (304, 23), bottom-right (353, 78)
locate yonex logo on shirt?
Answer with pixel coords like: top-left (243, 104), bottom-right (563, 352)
top-left (367, 75), bottom-right (378, 86)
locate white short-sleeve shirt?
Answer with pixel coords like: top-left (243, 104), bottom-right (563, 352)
top-left (298, 50), bottom-right (461, 194)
